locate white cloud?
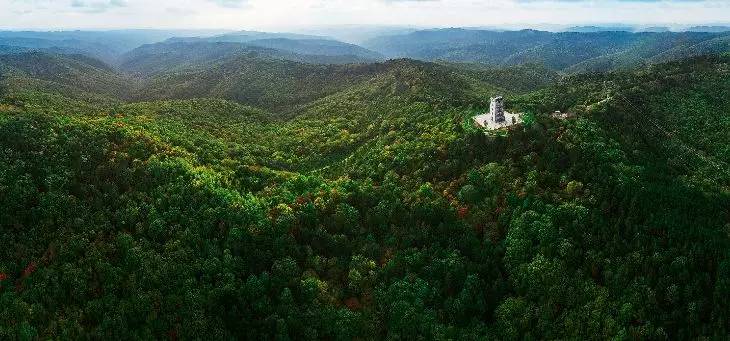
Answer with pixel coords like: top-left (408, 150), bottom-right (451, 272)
top-left (207, 0), bottom-right (249, 8)
top-left (70, 0), bottom-right (127, 13)
top-left (0, 0), bottom-right (728, 30)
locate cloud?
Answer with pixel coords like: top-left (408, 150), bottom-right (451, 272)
top-left (70, 0), bottom-right (127, 13)
top-left (516, 0), bottom-right (708, 1)
top-left (166, 7), bottom-right (197, 15)
top-left (1, 0), bottom-right (729, 31)
top-left (208, 0), bottom-right (249, 8)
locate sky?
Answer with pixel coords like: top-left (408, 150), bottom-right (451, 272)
top-left (2, 0), bottom-right (730, 31)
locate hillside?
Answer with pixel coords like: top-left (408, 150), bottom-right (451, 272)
top-left (6, 49), bottom-right (535, 114)
top-left (0, 53), bottom-right (728, 339)
top-left (120, 41), bottom-right (381, 76)
top-left (3, 28), bottom-right (729, 75)
top-left (159, 32), bottom-right (384, 62)
top-left (364, 29), bottom-right (730, 71)
top-left (516, 55), bottom-right (730, 191)
top-left (131, 57), bottom-right (497, 112)
top-left (0, 30), bottom-right (231, 64)
top-left (0, 36), bottom-right (120, 64)
top-left (167, 30), bottom-right (326, 44)
top-left (239, 38), bottom-right (383, 61)
top-left (0, 52), bottom-right (132, 102)
top-left (443, 62), bottom-right (561, 93)
top-left (649, 35), bottom-right (730, 64)
top-left (364, 29), bottom-right (552, 62)
top-left (120, 42), bottom-right (291, 76)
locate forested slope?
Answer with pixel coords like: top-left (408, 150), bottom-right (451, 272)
top-left (365, 29), bottom-right (730, 71)
top-left (0, 52), bottom-right (133, 105)
top-left (516, 55), bottom-right (730, 191)
top-left (120, 41), bottom-right (382, 77)
top-left (132, 57), bottom-right (504, 113)
top-left (0, 53), bottom-right (728, 340)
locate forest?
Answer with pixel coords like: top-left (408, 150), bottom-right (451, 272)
top-left (0, 28), bottom-right (729, 340)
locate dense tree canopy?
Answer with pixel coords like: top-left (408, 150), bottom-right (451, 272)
top-left (0, 49), bottom-right (728, 339)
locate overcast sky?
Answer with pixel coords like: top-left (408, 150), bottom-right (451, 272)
top-left (2, 0), bottom-right (729, 31)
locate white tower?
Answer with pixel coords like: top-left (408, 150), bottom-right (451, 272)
top-left (490, 96), bottom-right (505, 123)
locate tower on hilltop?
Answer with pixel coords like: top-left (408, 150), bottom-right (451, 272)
top-left (490, 96), bottom-right (505, 123)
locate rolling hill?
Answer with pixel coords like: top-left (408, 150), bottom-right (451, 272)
top-left (0, 52), bottom-right (132, 102)
top-left (0, 30), bottom-right (231, 63)
top-left (3, 47), bottom-right (550, 114)
top-left (166, 31), bottom-right (384, 61)
top-left (166, 30), bottom-right (326, 44)
top-left (129, 54), bottom-right (542, 113)
top-left (235, 38), bottom-right (383, 61)
top-left (0, 40), bottom-right (728, 340)
top-left (364, 29), bottom-right (730, 71)
top-left (120, 40), bottom-right (382, 77)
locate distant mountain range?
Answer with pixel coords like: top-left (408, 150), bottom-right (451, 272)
top-left (363, 29), bottom-right (730, 71)
top-left (562, 25), bottom-right (730, 33)
top-left (0, 30), bottom-right (232, 63)
top-left (165, 31), bottom-right (326, 44)
top-left (0, 30), bottom-right (385, 69)
top-left (686, 25), bottom-right (730, 33)
top-left (564, 26), bottom-right (636, 33)
top-left (1, 28), bottom-right (729, 74)
top-left (120, 41), bottom-right (382, 76)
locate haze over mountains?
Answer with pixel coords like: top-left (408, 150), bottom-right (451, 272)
top-left (182, 28), bottom-right (730, 74)
top-left (2, 27), bottom-right (730, 75)
top-left (363, 29), bottom-right (730, 72)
